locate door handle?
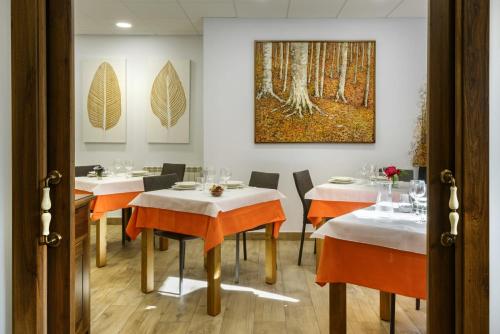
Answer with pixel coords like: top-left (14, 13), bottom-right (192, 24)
top-left (440, 169), bottom-right (459, 247)
top-left (39, 170), bottom-right (63, 247)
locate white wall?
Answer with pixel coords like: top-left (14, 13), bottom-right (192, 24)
top-left (203, 18), bottom-right (427, 232)
top-left (0, 0), bottom-right (12, 332)
top-left (490, 0), bottom-right (499, 331)
top-left (75, 35), bottom-right (203, 170)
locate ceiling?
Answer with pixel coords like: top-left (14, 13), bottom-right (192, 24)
top-left (75, 0), bottom-right (428, 36)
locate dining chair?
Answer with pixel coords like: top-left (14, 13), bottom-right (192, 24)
top-left (235, 171), bottom-right (280, 283)
top-left (293, 170), bottom-right (315, 266)
top-left (417, 166), bottom-right (427, 181)
top-left (75, 165), bottom-right (100, 177)
top-left (161, 163), bottom-right (186, 181)
top-left (142, 173), bottom-right (198, 295)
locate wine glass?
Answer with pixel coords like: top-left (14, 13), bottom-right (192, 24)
top-left (360, 164), bottom-right (369, 182)
top-left (124, 160), bottom-right (133, 177)
top-left (113, 159), bottom-right (123, 176)
top-left (369, 164), bottom-right (378, 184)
top-left (219, 168), bottom-right (231, 186)
top-left (409, 180), bottom-right (427, 222)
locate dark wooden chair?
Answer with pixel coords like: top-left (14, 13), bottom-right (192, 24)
top-left (75, 165), bottom-right (100, 177)
top-left (161, 163), bottom-right (186, 181)
top-left (235, 171), bottom-right (280, 283)
top-left (142, 174), bottom-right (198, 295)
top-left (293, 170), bottom-right (315, 266)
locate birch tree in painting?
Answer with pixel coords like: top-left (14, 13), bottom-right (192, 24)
top-left (257, 42), bottom-right (283, 102)
top-left (320, 42), bottom-right (327, 97)
top-left (282, 42), bottom-right (290, 93)
top-left (329, 44), bottom-right (335, 79)
top-left (335, 42), bottom-right (348, 103)
top-left (314, 42), bottom-right (321, 97)
top-left (308, 44), bottom-right (313, 84)
top-left (279, 42), bottom-right (284, 79)
top-left (275, 42), bottom-right (323, 118)
top-left (364, 42), bottom-right (372, 107)
top-left (354, 42), bottom-right (359, 84)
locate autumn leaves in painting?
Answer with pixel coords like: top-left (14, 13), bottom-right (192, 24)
top-left (255, 41), bottom-right (376, 143)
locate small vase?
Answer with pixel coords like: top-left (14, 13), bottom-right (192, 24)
top-left (392, 175), bottom-right (399, 188)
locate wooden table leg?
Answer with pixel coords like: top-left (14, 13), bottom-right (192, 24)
top-left (159, 237), bottom-right (169, 251)
top-left (329, 283), bottom-right (346, 334)
top-left (379, 291), bottom-right (391, 321)
top-left (207, 245), bottom-right (221, 316)
top-left (315, 219), bottom-right (326, 272)
top-left (141, 228), bottom-right (154, 293)
top-left (96, 214), bottom-right (107, 268)
top-left (265, 224), bottom-right (277, 284)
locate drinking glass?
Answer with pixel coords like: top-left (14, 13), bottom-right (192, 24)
top-left (375, 180), bottom-right (394, 214)
top-left (196, 176), bottom-right (205, 191)
top-left (124, 160), bottom-right (133, 177)
top-left (113, 159), bottom-right (123, 176)
top-left (360, 164), bottom-right (369, 182)
top-left (219, 168), bottom-right (231, 185)
top-left (409, 180), bottom-right (427, 222)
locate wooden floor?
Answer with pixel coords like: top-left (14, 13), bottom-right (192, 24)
top-left (90, 225), bottom-right (426, 333)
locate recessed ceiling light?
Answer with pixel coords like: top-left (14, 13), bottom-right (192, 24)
top-left (116, 22), bottom-right (132, 29)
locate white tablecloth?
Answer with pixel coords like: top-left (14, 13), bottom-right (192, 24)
top-left (129, 187), bottom-right (286, 218)
top-left (75, 176), bottom-right (145, 195)
top-left (304, 180), bottom-right (408, 203)
top-left (311, 205), bottom-right (426, 254)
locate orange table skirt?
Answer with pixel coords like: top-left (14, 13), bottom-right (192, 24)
top-left (316, 237), bottom-right (427, 299)
top-left (126, 200), bottom-right (286, 252)
top-left (307, 200), bottom-right (373, 227)
top-left (75, 189), bottom-right (141, 221)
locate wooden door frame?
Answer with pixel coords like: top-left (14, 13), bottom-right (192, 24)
top-left (11, 0), bottom-right (490, 333)
top-left (427, 0), bottom-right (489, 332)
top-left (11, 0), bottom-right (75, 333)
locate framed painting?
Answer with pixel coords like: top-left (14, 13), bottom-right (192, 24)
top-left (81, 58), bottom-right (127, 143)
top-left (146, 59), bottom-right (190, 143)
top-left (254, 41), bottom-right (376, 143)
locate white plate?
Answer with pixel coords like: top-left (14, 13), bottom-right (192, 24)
top-left (174, 181), bottom-right (197, 188)
top-left (172, 185), bottom-right (196, 190)
top-left (328, 176), bottom-right (354, 184)
top-left (226, 180), bottom-right (243, 186)
top-left (131, 170), bottom-right (148, 176)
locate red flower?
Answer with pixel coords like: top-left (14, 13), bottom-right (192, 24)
top-left (384, 166), bottom-right (401, 178)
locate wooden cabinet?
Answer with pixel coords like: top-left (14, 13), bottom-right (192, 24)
top-left (74, 195), bottom-right (93, 334)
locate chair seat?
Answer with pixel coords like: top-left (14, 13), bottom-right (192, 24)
top-left (154, 229), bottom-right (198, 241)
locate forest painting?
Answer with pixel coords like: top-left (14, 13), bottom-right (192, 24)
top-left (254, 41), bottom-right (376, 143)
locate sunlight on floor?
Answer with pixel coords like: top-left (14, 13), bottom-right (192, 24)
top-left (157, 276), bottom-right (300, 303)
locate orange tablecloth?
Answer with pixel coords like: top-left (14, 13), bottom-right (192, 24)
top-left (75, 189), bottom-right (141, 221)
top-left (126, 199), bottom-right (286, 252)
top-left (307, 200), bottom-right (373, 227)
top-left (316, 237), bottom-right (426, 299)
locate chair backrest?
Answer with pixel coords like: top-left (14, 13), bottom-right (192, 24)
top-left (75, 165), bottom-right (100, 177)
top-left (398, 169), bottom-right (414, 182)
top-left (143, 174), bottom-right (178, 192)
top-left (161, 163), bottom-right (186, 181)
top-left (293, 170), bottom-right (314, 212)
top-left (417, 167), bottom-right (427, 181)
top-left (249, 171), bottom-right (280, 189)
top-left (381, 167), bottom-right (414, 182)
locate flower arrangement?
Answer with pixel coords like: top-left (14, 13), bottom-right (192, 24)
top-left (384, 166), bottom-right (401, 185)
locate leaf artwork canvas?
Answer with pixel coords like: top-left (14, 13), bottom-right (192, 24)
top-left (147, 59), bottom-right (190, 143)
top-left (82, 59), bottom-right (127, 143)
top-left (254, 41), bottom-right (376, 143)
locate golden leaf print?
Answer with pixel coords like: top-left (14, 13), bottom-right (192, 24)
top-left (151, 61), bottom-right (187, 128)
top-left (87, 62), bottom-right (122, 130)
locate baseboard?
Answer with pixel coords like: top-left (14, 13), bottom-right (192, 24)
top-left (89, 220), bottom-right (312, 241)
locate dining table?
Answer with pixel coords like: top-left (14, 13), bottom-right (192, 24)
top-left (304, 179), bottom-right (411, 323)
top-left (311, 205), bottom-right (427, 333)
top-left (125, 186), bottom-right (287, 316)
top-left (75, 175), bottom-right (144, 267)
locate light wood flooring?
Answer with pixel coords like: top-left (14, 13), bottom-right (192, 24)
top-left (90, 225), bottom-right (426, 333)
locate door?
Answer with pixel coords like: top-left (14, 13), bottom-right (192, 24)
top-left (428, 0), bottom-right (489, 332)
top-left (11, 0), bottom-right (75, 333)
